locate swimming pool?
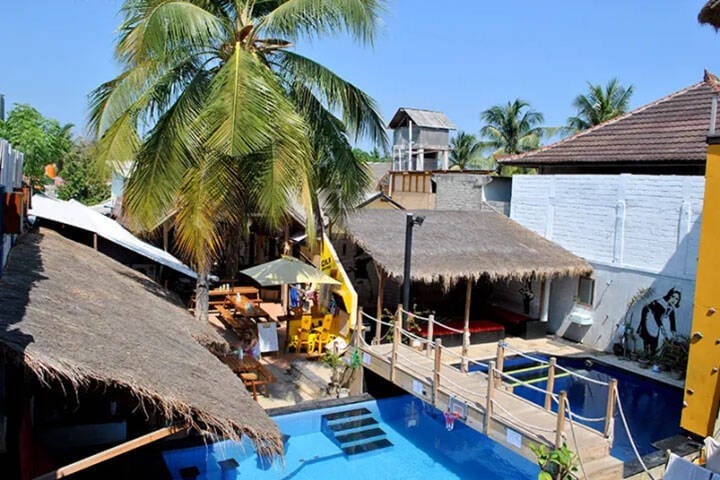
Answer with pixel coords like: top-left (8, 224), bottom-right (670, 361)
top-left (466, 355), bottom-right (684, 462)
top-left (162, 395), bottom-right (539, 479)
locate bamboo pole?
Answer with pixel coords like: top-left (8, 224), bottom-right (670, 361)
top-left (461, 279), bottom-right (472, 373)
top-left (555, 390), bottom-right (567, 447)
top-left (391, 305), bottom-right (401, 382)
top-left (495, 341), bottom-right (505, 386)
top-left (433, 338), bottom-right (443, 408)
top-left (545, 357), bottom-right (557, 410)
top-left (356, 307), bottom-right (364, 348)
top-left (604, 379), bottom-right (618, 438)
top-left (426, 314), bottom-right (435, 357)
top-left (34, 425), bottom-right (186, 480)
top-left (375, 270), bottom-right (385, 345)
top-left (92, 233), bottom-right (98, 251)
top-left (484, 360), bottom-right (495, 434)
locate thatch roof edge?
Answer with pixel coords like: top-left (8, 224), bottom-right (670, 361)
top-left (1, 343), bottom-right (282, 457)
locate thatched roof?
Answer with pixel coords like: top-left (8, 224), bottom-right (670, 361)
top-left (699, 1), bottom-right (720, 28)
top-left (345, 209), bottom-right (591, 286)
top-left (0, 229), bottom-right (281, 456)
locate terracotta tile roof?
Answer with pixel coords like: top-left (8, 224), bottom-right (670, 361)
top-left (501, 72), bottom-right (720, 166)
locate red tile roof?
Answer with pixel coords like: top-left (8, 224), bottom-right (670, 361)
top-left (500, 72), bottom-right (720, 166)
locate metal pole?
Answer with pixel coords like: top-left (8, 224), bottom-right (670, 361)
top-left (0, 94), bottom-right (5, 121)
top-left (402, 212), bottom-right (414, 325)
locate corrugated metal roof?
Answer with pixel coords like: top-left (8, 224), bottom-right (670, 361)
top-left (388, 108), bottom-right (456, 130)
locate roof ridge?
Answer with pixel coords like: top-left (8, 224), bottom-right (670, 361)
top-left (500, 75), bottom-right (713, 163)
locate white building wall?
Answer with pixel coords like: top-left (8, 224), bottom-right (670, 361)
top-left (510, 174), bottom-right (704, 351)
top-left (0, 139), bottom-right (24, 271)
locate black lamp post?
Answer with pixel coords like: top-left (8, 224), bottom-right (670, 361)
top-left (402, 212), bottom-right (424, 327)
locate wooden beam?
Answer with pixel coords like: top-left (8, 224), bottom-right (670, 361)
top-left (375, 268), bottom-right (385, 345)
top-left (462, 279), bottom-right (472, 372)
top-left (34, 424), bottom-right (186, 480)
top-left (92, 233), bottom-right (98, 251)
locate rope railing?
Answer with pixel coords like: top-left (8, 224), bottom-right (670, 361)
top-left (356, 307), bottom-right (626, 466)
top-left (502, 342), bottom-right (611, 387)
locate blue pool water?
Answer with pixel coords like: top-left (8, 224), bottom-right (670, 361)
top-left (467, 355), bottom-right (684, 462)
top-left (163, 395), bottom-right (539, 479)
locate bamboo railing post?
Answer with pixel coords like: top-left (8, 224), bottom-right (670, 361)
top-left (355, 307), bottom-right (364, 348)
top-left (374, 306), bottom-right (382, 345)
top-left (484, 360), bottom-right (496, 434)
top-left (555, 390), bottom-right (567, 448)
top-left (495, 341), bottom-right (505, 386)
top-left (391, 308), bottom-right (401, 383)
top-left (461, 332), bottom-right (469, 373)
top-left (433, 338), bottom-right (443, 407)
top-left (426, 314), bottom-right (435, 357)
top-left (604, 379), bottom-right (618, 438)
top-left (545, 357), bottom-right (557, 410)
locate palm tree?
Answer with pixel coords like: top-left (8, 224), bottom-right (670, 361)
top-left (449, 131), bottom-right (482, 170)
top-left (89, 0), bottom-right (387, 321)
top-left (567, 78), bottom-right (634, 132)
top-left (479, 99), bottom-right (548, 174)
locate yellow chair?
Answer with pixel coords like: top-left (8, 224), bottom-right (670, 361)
top-left (289, 315), bottom-right (316, 353)
top-left (311, 314), bottom-right (336, 355)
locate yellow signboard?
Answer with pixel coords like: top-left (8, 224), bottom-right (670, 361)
top-left (319, 233), bottom-right (358, 335)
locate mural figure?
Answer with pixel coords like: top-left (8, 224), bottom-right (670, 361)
top-left (637, 288), bottom-right (680, 357)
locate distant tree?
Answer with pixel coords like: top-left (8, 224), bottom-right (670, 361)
top-left (57, 141), bottom-right (110, 205)
top-left (352, 147), bottom-right (388, 163)
top-left (567, 78), bottom-right (634, 132)
top-left (479, 99), bottom-right (550, 175)
top-left (0, 103), bottom-right (73, 187)
top-left (449, 131), bottom-right (483, 170)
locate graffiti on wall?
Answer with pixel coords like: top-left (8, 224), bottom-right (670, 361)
top-left (636, 288), bottom-right (682, 356)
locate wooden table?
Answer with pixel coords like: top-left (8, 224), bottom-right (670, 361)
top-left (224, 294), bottom-right (269, 319)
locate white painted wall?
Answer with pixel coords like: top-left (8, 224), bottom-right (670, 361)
top-left (0, 140), bottom-right (24, 271)
top-left (511, 174), bottom-right (704, 351)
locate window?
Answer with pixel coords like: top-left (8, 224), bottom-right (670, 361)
top-left (577, 276), bottom-right (595, 306)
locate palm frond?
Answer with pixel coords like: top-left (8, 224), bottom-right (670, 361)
top-left (277, 50), bottom-right (387, 148)
top-left (259, 0), bottom-right (384, 44)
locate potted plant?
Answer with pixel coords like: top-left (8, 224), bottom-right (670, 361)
top-left (530, 442), bottom-right (579, 480)
top-left (322, 348), bottom-right (362, 398)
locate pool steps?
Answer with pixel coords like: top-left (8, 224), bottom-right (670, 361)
top-left (320, 407), bottom-right (394, 457)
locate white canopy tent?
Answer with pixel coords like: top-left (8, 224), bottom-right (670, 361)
top-left (29, 194), bottom-right (196, 279)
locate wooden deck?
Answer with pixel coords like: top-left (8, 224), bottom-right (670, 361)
top-left (359, 341), bottom-right (623, 480)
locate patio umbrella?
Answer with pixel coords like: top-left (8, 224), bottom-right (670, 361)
top-left (239, 256), bottom-right (340, 287)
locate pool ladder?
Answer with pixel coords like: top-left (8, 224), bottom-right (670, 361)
top-left (321, 407), bottom-right (393, 456)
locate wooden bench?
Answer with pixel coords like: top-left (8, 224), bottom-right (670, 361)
top-left (216, 305), bottom-right (242, 329)
top-left (417, 319), bottom-right (505, 347)
top-left (220, 354), bottom-right (276, 401)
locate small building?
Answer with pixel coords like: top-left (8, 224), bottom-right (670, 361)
top-left (337, 208), bottom-right (591, 342)
top-left (388, 108), bottom-right (456, 172)
top-left (498, 71), bottom-right (716, 351)
top-left (0, 229), bottom-right (281, 478)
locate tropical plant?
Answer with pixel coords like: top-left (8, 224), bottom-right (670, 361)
top-left (352, 147), bottom-right (388, 163)
top-left (566, 78), bottom-right (634, 132)
top-left (479, 99), bottom-right (550, 175)
top-left (57, 141), bottom-right (111, 205)
top-left (530, 443), bottom-right (579, 480)
top-left (322, 347), bottom-right (362, 397)
top-left (0, 103), bottom-right (74, 187)
top-left (89, 0), bottom-right (387, 321)
top-left (449, 131), bottom-right (483, 170)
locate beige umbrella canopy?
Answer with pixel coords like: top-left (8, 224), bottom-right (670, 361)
top-left (240, 256), bottom-right (341, 286)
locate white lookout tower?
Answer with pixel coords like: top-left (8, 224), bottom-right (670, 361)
top-left (387, 108), bottom-right (456, 171)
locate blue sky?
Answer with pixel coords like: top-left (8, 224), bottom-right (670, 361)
top-left (1, 1), bottom-right (718, 148)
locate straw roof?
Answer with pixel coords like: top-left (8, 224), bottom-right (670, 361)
top-left (344, 209), bottom-right (591, 286)
top-left (0, 229), bottom-right (281, 456)
top-left (699, 1), bottom-right (720, 29)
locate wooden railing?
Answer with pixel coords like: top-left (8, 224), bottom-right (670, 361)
top-left (357, 305), bottom-right (617, 445)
